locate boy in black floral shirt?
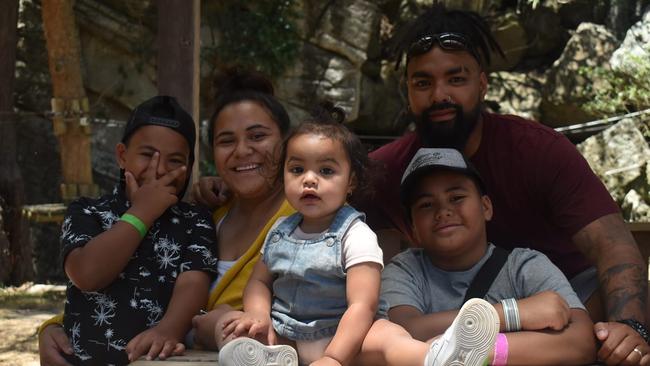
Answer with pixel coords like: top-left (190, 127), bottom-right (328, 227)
top-left (61, 96), bottom-right (218, 365)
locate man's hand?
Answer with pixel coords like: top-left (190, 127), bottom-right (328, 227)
top-left (595, 322), bottom-right (650, 365)
top-left (125, 325), bottom-right (185, 362)
top-left (518, 291), bottom-right (571, 331)
top-left (38, 325), bottom-right (73, 366)
top-left (190, 176), bottom-right (230, 209)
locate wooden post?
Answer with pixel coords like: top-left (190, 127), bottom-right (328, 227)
top-left (0, 0), bottom-right (34, 284)
top-left (157, 0), bottom-right (201, 187)
top-left (41, 0), bottom-right (97, 202)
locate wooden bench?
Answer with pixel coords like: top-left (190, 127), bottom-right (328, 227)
top-left (130, 350), bottom-right (218, 365)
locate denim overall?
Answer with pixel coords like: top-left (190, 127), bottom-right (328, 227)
top-left (263, 205), bottom-right (368, 341)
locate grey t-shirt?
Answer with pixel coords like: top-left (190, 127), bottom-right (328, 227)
top-left (380, 244), bottom-right (584, 313)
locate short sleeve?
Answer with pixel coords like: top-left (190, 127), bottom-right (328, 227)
top-left (510, 249), bottom-right (585, 310)
top-left (60, 199), bottom-right (105, 263)
top-left (342, 220), bottom-right (383, 269)
top-left (380, 252), bottom-right (428, 312)
top-left (541, 137), bottom-right (619, 236)
top-left (181, 206), bottom-right (218, 275)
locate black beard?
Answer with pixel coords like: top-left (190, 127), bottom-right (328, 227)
top-left (413, 101), bottom-right (480, 150)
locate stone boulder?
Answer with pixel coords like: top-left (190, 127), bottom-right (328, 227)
top-left (488, 12), bottom-right (527, 71)
top-left (622, 189), bottom-right (650, 222)
top-left (540, 23), bottom-right (619, 127)
top-left (519, 5), bottom-right (567, 63)
top-left (577, 115), bottom-right (650, 221)
top-left (486, 71), bottom-right (545, 121)
top-left (75, 0), bottom-right (156, 113)
top-left (276, 0), bottom-right (383, 123)
top-left (610, 8), bottom-right (650, 74)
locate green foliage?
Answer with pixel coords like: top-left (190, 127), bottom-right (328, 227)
top-left (579, 55), bottom-right (650, 116)
top-left (203, 0), bottom-right (301, 77)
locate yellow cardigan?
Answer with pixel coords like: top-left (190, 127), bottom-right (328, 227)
top-left (206, 199), bottom-right (295, 310)
top-left (39, 200), bottom-right (295, 333)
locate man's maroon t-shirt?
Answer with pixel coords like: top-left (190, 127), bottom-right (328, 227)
top-left (362, 112), bottom-right (620, 279)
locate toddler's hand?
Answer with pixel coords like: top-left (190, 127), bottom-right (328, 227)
top-left (218, 311), bottom-right (244, 341)
top-left (518, 290), bottom-right (570, 331)
top-left (125, 152), bottom-right (185, 224)
top-left (222, 311), bottom-right (276, 345)
top-left (125, 325), bottom-right (185, 362)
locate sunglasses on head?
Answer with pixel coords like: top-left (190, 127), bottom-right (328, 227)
top-left (407, 32), bottom-right (482, 64)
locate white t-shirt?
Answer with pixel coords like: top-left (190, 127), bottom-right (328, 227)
top-left (262, 216), bottom-right (383, 270)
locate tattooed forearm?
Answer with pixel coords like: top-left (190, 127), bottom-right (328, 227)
top-left (600, 263), bottom-right (648, 320)
top-left (573, 213), bottom-right (647, 323)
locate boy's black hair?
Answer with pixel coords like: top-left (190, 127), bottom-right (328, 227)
top-left (209, 68), bottom-right (291, 144)
top-left (388, 3), bottom-right (505, 69)
top-left (277, 101), bottom-right (375, 203)
top-left (120, 95), bottom-right (196, 198)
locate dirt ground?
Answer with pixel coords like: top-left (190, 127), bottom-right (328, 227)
top-left (0, 284), bottom-right (65, 366)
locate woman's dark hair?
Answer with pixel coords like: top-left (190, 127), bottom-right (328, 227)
top-left (277, 101), bottom-right (375, 202)
top-left (209, 68), bottom-right (291, 143)
top-left (389, 3), bottom-right (504, 69)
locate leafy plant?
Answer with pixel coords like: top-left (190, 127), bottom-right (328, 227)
top-left (203, 1), bottom-right (301, 77)
top-left (579, 55), bottom-right (650, 116)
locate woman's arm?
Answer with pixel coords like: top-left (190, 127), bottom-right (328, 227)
top-left (321, 262), bottom-right (382, 365)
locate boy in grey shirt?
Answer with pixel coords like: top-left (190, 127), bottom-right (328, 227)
top-left (381, 148), bottom-right (597, 365)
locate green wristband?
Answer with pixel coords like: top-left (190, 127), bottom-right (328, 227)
top-left (120, 213), bottom-right (148, 239)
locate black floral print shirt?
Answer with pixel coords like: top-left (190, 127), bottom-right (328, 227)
top-left (61, 187), bottom-right (217, 365)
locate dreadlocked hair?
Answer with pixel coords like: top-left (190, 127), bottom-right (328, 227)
top-left (388, 3), bottom-right (505, 69)
top-left (277, 101), bottom-right (376, 202)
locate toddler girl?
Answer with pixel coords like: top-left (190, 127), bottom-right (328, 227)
top-left (217, 103), bottom-right (500, 366)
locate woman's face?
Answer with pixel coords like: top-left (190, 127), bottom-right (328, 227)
top-left (212, 101), bottom-right (283, 199)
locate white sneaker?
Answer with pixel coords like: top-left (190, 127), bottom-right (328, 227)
top-left (218, 337), bottom-right (298, 366)
top-left (424, 298), bottom-right (500, 366)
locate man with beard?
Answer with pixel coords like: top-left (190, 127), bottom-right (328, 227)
top-left (360, 4), bottom-right (650, 365)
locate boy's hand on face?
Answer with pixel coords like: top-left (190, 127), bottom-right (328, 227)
top-left (518, 291), bottom-right (571, 331)
top-left (125, 152), bottom-right (185, 225)
top-left (125, 325), bottom-right (185, 362)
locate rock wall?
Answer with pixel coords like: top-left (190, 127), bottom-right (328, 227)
top-left (578, 113), bottom-right (650, 221)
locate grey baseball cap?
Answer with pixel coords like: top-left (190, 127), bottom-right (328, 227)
top-left (400, 148), bottom-right (486, 206)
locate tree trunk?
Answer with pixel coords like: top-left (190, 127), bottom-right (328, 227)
top-left (0, 0), bottom-right (34, 284)
top-left (157, 0), bottom-right (201, 189)
top-left (41, 0), bottom-right (96, 201)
